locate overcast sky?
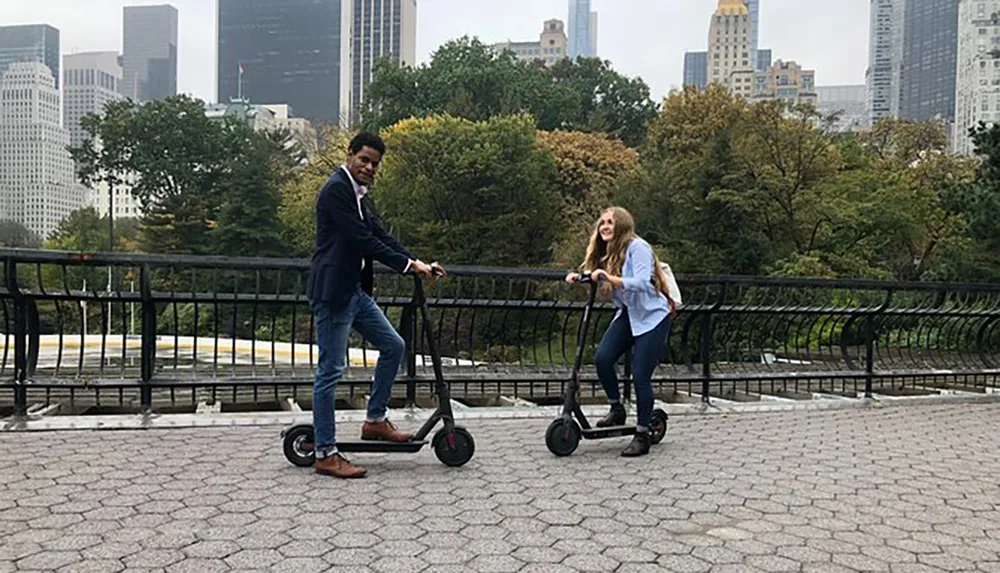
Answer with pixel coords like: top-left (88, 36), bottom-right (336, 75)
top-left (5, 0), bottom-right (870, 103)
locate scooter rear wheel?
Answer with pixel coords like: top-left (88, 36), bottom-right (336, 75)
top-left (545, 418), bottom-right (582, 457)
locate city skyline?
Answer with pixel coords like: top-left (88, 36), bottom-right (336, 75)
top-left (4, 0), bottom-right (869, 106)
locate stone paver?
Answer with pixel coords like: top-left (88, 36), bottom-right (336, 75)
top-left (1, 403), bottom-right (1000, 571)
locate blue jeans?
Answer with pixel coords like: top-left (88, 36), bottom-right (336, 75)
top-left (594, 309), bottom-right (670, 430)
top-left (311, 289), bottom-right (406, 459)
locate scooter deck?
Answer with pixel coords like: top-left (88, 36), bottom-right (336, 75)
top-left (336, 440), bottom-right (428, 453)
top-left (580, 425), bottom-right (638, 440)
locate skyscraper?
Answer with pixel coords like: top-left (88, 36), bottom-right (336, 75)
top-left (744, 0), bottom-right (760, 70)
top-left (568, 0), bottom-right (596, 59)
top-left (63, 52), bottom-right (139, 220)
top-left (707, 0), bottom-right (755, 98)
top-left (867, 0), bottom-right (904, 123)
top-left (63, 52), bottom-right (123, 150)
top-left (899, 0), bottom-right (959, 123)
top-left (351, 0), bottom-right (418, 125)
top-left (122, 4), bottom-right (178, 102)
top-left (0, 24), bottom-right (60, 89)
top-left (954, 0), bottom-right (1000, 154)
top-left (217, 0), bottom-right (352, 126)
top-left (683, 51), bottom-right (709, 89)
top-left (0, 62), bottom-right (84, 238)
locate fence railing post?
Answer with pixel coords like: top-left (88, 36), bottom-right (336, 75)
top-left (864, 314), bottom-right (874, 399)
top-left (6, 258), bottom-right (27, 417)
top-left (700, 311), bottom-right (713, 403)
top-left (139, 264), bottom-right (155, 413)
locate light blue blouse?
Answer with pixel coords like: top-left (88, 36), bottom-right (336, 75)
top-left (610, 237), bottom-right (671, 337)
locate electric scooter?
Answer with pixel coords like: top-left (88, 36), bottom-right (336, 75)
top-left (545, 271), bottom-right (668, 456)
top-left (281, 265), bottom-right (475, 468)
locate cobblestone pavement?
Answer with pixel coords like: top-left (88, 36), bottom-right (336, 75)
top-left (2, 403), bottom-right (1000, 572)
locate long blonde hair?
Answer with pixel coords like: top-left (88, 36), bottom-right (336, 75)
top-left (581, 207), bottom-right (673, 300)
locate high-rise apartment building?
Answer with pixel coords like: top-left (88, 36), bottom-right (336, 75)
top-left (752, 60), bottom-right (817, 106)
top-left (568, 0), bottom-right (597, 59)
top-left (493, 20), bottom-right (569, 67)
top-left (218, 0), bottom-right (352, 126)
top-left (122, 4), bottom-right (177, 102)
top-left (0, 62), bottom-right (85, 238)
top-left (899, 0), bottom-right (960, 124)
top-left (350, 0), bottom-right (418, 125)
top-left (683, 51), bottom-right (709, 89)
top-left (867, 0), bottom-right (905, 123)
top-left (708, 0), bottom-right (755, 99)
top-left (954, 0), bottom-right (1000, 155)
top-left (0, 25), bottom-right (60, 89)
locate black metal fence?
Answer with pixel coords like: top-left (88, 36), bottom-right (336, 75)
top-left (1, 248), bottom-right (998, 417)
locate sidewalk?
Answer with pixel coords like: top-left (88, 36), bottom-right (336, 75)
top-left (2, 402), bottom-right (999, 572)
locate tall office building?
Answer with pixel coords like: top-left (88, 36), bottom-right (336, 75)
top-left (218, 0), bottom-right (352, 126)
top-left (63, 52), bottom-right (123, 150)
top-left (756, 48), bottom-right (772, 72)
top-left (568, 0), bottom-right (597, 59)
top-left (954, 0), bottom-right (1000, 154)
top-left (351, 0), bottom-right (418, 125)
top-left (122, 4), bottom-right (178, 102)
top-left (708, 0), bottom-right (755, 98)
top-left (0, 25), bottom-right (60, 89)
top-left (0, 63), bottom-right (84, 238)
top-left (683, 51), bottom-right (709, 89)
top-left (63, 52), bottom-right (138, 220)
top-left (867, 0), bottom-right (905, 123)
top-left (899, 0), bottom-right (959, 124)
top-left (744, 0), bottom-right (760, 70)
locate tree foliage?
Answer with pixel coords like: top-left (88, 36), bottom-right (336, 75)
top-left (70, 95), bottom-right (293, 257)
top-left (361, 37), bottom-right (658, 147)
top-left (374, 114), bottom-right (562, 266)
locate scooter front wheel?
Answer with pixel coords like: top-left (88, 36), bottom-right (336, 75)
top-left (650, 409), bottom-right (668, 445)
top-left (545, 418), bottom-right (581, 457)
top-left (433, 426), bottom-right (476, 467)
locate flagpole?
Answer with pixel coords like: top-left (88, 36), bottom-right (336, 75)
top-left (238, 62), bottom-right (243, 100)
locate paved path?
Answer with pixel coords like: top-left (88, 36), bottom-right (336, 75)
top-left (2, 403), bottom-right (1000, 572)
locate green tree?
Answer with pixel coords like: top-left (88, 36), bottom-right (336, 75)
top-left (361, 37), bottom-right (658, 147)
top-left (0, 221), bottom-right (42, 248)
top-left (213, 125), bottom-right (292, 258)
top-left (374, 114), bottom-right (562, 266)
top-left (71, 95), bottom-right (295, 257)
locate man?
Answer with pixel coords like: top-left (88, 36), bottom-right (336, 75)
top-left (306, 131), bottom-right (439, 479)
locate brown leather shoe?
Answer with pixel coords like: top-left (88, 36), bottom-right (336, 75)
top-left (361, 419), bottom-right (413, 443)
top-left (315, 453), bottom-right (367, 479)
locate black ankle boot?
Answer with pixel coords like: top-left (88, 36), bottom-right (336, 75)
top-left (621, 432), bottom-right (650, 457)
top-left (596, 404), bottom-right (626, 428)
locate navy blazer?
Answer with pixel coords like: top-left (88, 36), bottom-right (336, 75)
top-left (305, 167), bottom-right (416, 308)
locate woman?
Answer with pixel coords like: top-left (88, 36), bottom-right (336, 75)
top-left (565, 207), bottom-right (676, 457)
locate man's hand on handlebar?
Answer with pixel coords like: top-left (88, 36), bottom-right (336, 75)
top-left (564, 272), bottom-right (581, 284)
top-left (411, 260), bottom-right (434, 277)
top-left (412, 260), bottom-right (447, 280)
